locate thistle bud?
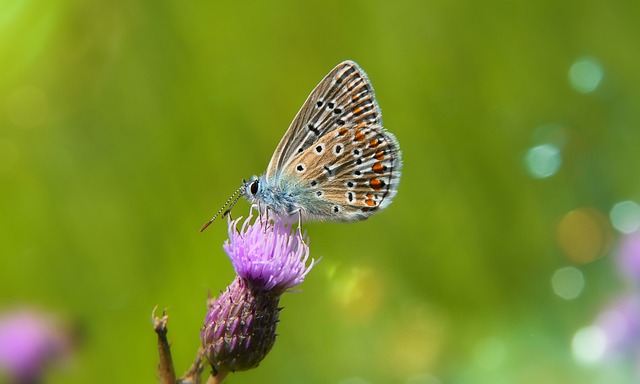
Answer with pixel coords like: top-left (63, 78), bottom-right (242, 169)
top-left (201, 215), bottom-right (315, 374)
top-left (201, 277), bottom-right (280, 372)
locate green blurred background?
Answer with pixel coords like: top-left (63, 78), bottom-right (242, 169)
top-left (2, 0), bottom-right (640, 383)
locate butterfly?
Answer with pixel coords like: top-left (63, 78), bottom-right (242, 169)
top-left (201, 60), bottom-right (402, 231)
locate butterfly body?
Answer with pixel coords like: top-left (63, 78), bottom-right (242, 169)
top-left (242, 174), bottom-right (303, 220)
top-left (201, 60), bottom-right (402, 231)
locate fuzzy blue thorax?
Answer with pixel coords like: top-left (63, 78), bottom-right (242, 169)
top-left (243, 175), bottom-right (302, 219)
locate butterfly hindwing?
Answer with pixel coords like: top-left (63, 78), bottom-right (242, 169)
top-left (281, 124), bottom-right (402, 221)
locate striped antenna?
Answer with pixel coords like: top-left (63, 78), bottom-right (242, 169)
top-left (200, 183), bottom-right (245, 232)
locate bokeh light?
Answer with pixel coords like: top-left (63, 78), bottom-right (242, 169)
top-left (568, 57), bottom-right (604, 94)
top-left (616, 232), bottom-right (640, 283)
top-left (551, 266), bottom-right (585, 300)
top-left (594, 294), bottom-right (640, 356)
top-left (556, 208), bottom-right (612, 264)
top-left (525, 144), bottom-right (561, 178)
top-left (610, 201), bottom-right (640, 234)
top-left (572, 326), bottom-right (606, 364)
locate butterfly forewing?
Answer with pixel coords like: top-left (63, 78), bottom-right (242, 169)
top-left (265, 60), bottom-right (382, 183)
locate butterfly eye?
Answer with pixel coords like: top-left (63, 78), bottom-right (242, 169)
top-left (250, 180), bottom-right (259, 195)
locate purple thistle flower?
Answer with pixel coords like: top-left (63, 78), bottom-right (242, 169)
top-left (0, 309), bottom-right (72, 383)
top-left (223, 214), bottom-right (314, 293)
top-left (201, 215), bottom-right (315, 375)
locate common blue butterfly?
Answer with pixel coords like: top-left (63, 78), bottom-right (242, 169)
top-left (202, 60), bottom-right (402, 230)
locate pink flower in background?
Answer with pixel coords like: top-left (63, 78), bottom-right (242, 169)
top-left (595, 294), bottom-right (640, 355)
top-left (0, 309), bottom-right (73, 383)
top-left (617, 232), bottom-right (640, 284)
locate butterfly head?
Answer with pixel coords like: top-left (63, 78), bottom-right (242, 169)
top-left (242, 176), bottom-right (262, 203)
top-left (242, 175), bottom-right (277, 215)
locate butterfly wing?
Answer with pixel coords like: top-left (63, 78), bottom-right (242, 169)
top-left (265, 60), bottom-right (382, 183)
top-left (280, 124), bottom-right (402, 221)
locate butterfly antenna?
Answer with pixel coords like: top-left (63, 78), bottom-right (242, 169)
top-left (200, 184), bottom-right (245, 232)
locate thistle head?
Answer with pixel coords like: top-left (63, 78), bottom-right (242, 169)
top-left (201, 215), bottom-right (315, 374)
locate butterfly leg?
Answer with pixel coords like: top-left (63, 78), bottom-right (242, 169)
top-left (258, 202), bottom-right (272, 233)
top-left (264, 205), bottom-right (270, 233)
top-left (249, 202), bottom-right (261, 223)
top-left (294, 209), bottom-right (309, 247)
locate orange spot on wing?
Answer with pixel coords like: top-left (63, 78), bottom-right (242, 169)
top-left (354, 131), bottom-right (366, 141)
top-left (338, 127), bottom-right (348, 136)
top-left (364, 199), bottom-right (376, 207)
top-left (352, 94), bottom-right (360, 102)
top-left (374, 150), bottom-right (386, 160)
top-left (372, 162), bottom-right (386, 173)
top-left (354, 106), bottom-right (364, 115)
top-left (369, 139), bottom-right (379, 148)
top-left (369, 178), bottom-right (385, 190)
